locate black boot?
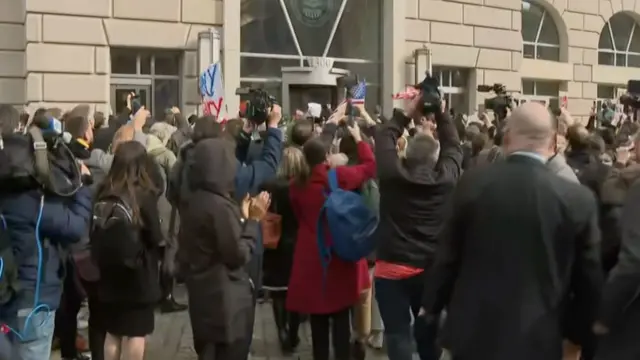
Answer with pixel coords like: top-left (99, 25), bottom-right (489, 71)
top-left (287, 310), bottom-right (301, 351)
top-left (159, 294), bottom-right (188, 313)
top-left (271, 296), bottom-right (290, 352)
top-left (62, 355), bottom-right (91, 360)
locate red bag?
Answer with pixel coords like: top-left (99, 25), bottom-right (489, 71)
top-left (261, 212), bottom-right (282, 250)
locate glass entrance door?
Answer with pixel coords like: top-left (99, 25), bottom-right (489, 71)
top-left (110, 85), bottom-right (151, 115)
top-left (288, 85), bottom-right (338, 115)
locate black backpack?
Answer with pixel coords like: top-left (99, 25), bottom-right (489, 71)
top-left (90, 197), bottom-right (143, 271)
top-left (0, 214), bottom-right (18, 305)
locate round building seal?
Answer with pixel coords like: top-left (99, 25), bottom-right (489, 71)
top-left (288, 0), bottom-right (337, 27)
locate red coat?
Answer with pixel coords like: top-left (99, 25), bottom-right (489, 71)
top-left (287, 142), bottom-right (375, 314)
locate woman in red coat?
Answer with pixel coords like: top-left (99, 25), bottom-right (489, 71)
top-left (288, 122), bottom-right (375, 360)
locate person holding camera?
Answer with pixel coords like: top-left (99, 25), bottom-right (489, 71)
top-left (372, 79), bottom-right (463, 360)
top-left (0, 106), bottom-right (94, 360)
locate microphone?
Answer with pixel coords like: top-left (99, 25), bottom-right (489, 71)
top-left (31, 115), bottom-right (62, 135)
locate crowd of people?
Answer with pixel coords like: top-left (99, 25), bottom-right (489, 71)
top-left (0, 84), bottom-right (638, 360)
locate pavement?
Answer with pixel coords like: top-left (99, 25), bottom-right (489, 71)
top-left (51, 287), bottom-right (391, 360)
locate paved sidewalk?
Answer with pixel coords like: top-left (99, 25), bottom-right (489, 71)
top-left (52, 288), bottom-right (390, 360)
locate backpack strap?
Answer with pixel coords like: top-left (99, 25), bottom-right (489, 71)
top-left (28, 126), bottom-right (51, 189)
top-left (327, 168), bottom-right (339, 192)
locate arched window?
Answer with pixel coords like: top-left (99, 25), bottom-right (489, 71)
top-left (598, 13), bottom-right (640, 67)
top-left (521, 1), bottom-right (560, 61)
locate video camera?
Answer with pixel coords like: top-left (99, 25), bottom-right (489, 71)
top-left (236, 87), bottom-right (277, 125)
top-left (414, 73), bottom-right (443, 115)
top-left (477, 83), bottom-right (513, 121)
top-left (0, 114), bottom-right (82, 197)
top-left (619, 80), bottom-right (640, 110)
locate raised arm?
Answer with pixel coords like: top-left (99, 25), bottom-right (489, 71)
top-left (234, 127), bottom-right (283, 199)
top-left (374, 110), bottom-right (410, 181)
top-left (335, 126), bottom-right (376, 191)
top-left (434, 111), bottom-right (463, 182)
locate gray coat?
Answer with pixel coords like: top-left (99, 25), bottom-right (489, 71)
top-left (546, 153), bottom-right (579, 183)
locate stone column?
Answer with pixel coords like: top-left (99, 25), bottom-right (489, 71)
top-left (223, 0), bottom-right (241, 118)
top-left (381, 0), bottom-right (405, 117)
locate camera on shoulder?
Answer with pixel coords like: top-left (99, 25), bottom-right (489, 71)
top-left (415, 73), bottom-right (443, 115)
top-left (236, 87), bottom-right (277, 125)
top-left (477, 83), bottom-right (513, 122)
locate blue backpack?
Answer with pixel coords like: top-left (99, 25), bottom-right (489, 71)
top-left (317, 169), bottom-right (378, 273)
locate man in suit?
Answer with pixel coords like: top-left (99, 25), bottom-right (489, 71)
top-left (421, 102), bottom-right (603, 360)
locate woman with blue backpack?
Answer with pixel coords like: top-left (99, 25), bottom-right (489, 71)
top-left (287, 106), bottom-right (377, 360)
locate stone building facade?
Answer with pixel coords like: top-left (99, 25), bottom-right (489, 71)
top-left (0, 0), bottom-right (637, 121)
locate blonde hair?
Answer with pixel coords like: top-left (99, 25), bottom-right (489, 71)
top-left (111, 124), bottom-right (135, 153)
top-left (278, 146), bottom-right (309, 182)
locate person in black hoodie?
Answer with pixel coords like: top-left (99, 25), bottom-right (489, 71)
top-left (92, 141), bottom-right (164, 360)
top-left (179, 137), bottom-right (271, 360)
top-left (373, 94), bottom-right (463, 360)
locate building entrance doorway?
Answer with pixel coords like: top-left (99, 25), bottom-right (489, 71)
top-left (288, 85), bottom-right (338, 115)
top-left (110, 84), bottom-right (151, 116)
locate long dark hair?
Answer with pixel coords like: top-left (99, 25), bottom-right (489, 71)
top-left (96, 141), bottom-right (157, 225)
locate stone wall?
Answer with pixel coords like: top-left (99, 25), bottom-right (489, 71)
top-left (404, 0), bottom-right (523, 113)
top-left (0, 0), bottom-right (222, 114)
top-left (0, 0), bottom-right (26, 107)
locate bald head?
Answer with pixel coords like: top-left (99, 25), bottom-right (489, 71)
top-left (504, 102), bottom-right (555, 156)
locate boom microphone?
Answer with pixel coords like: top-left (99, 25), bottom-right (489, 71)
top-left (31, 115), bottom-right (62, 135)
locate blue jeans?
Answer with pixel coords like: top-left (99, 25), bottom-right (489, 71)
top-left (375, 275), bottom-right (440, 360)
top-left (0, 310), bottom-right (56, 360)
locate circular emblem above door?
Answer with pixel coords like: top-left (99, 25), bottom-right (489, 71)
top-left (288, 0), bottom-right (338, 27)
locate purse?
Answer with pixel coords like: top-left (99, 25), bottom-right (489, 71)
top-left (261, 201), bottom-right (282, 250)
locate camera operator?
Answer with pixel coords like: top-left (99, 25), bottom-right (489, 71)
top-left (372, 79), bottom-right (463, 360)
top-left (0, 106), bottom-right (93, 360)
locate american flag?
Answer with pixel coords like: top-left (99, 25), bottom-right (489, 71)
top-left (392, 86), bottom-right (420, 100)
top-left (349, 80), bottom-right (367, 105)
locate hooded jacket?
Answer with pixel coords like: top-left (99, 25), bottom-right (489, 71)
top-left (179, 138), bottom-right (256, 343)
top-left (0, 187), bottom-right (92, 315)
top-left (146, 134), bottom-right (177, 184)
top-left (149, 122), bottom-right (177, 146)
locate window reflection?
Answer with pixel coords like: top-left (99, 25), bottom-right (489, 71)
top-left (153, 79), bottom-right (180, 119)
top-left (154, 54), bottom-right (180, 76)
top-left (241, 58), bottom-right (300, 78)
top-left (111, 50), bottom-right (137, 74)
top-left (284, 0), bottom-right (341, 56)
top-left (327, 0), bottom-right (381, 60)
top-left (598, 13), bottom-right (640, 67)
top-left (240, 0), bottom-right (381, 60)
top-left (521, 1), bottom-right (560, 61)
top-left (241, 0), bottom-right (299, 55)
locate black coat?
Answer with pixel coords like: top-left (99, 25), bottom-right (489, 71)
top-left (373, 110), bottom-right (463, 269)
top-left (260, 178), bottom-right (297, 289)
top-left (179, 138), bottom-right (256, 344)
top-left (422, 154), bottom-right (603, 360)
top-left (94, 188), bottom-right (163, 304)
top-left (596, 179), bottom-right (640, 359)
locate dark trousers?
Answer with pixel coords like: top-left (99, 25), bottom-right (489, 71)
top-left (194, 339), bottom-right (247, 360)
top-left (309, 307), bottom-right (351, 360)
top-left (160, 267), bottom-right (174, 300)
top-left (375, 274), bottom-right (441, 360)
top-left (271, 291), bottom-right (300, 346)
top-left (85, 292), bottom-right (107, 360)
top-left (55, 267), bottom-right (84, 358)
